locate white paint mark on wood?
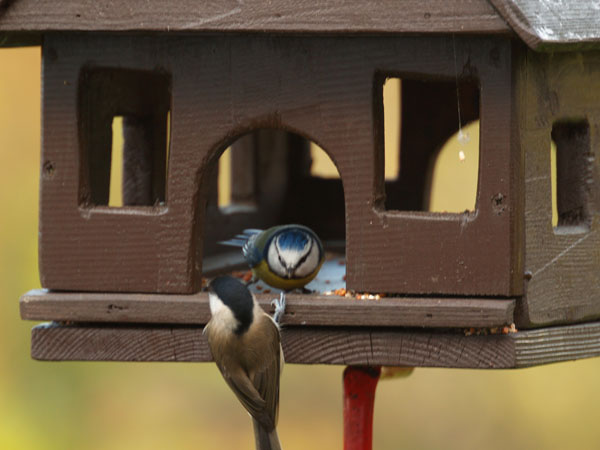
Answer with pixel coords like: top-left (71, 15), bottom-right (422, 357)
top-left (532, 230), bottom-right (595, 277)
top-left (181, 7), bottom-right (242, 29)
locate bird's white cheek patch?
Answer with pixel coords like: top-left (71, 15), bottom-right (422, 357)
top-left (208, 293), bottom-right (225, 315)
top-left (208, 293), bottom-right (239, 333)
top-left (267, 243), bottom-right (287, 277)
top-left (295, 245), bottom-right (320, 278)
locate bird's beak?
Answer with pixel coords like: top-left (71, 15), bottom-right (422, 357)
top-left (286, 268), bottom-right (294, 279)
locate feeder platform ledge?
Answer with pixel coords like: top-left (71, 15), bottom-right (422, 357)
top-left (21, 291), bottom-right (600, 369)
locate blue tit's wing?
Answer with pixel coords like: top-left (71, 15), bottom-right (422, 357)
top-left (219, 229), bottom-right (261, 247)
top-left (218, 238), bottom-right (248, 247)
top-left (242, 233), bottom-right (264, 268)
top-left (219, 229), bottom-right (264, 267)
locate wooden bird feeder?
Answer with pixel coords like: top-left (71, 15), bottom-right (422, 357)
top-left (5, 0), bottom-right (600, 369)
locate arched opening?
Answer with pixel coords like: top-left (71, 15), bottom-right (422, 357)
top-left (199, 129), bottom-right (346, 292)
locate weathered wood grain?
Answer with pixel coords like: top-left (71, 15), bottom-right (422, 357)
top-left (40, 34), bottom-right (520, 296)
top-left (20, 290), bottom-right (516, 328)
top-left (517, 48), bottom-right (600, 327)
top-left (0, 0), bottom-right (510, 35)
top-left (513, 322), bottom-right (600, 368)
top-left (29, 321), bottom-right (600, 368)
top-left (489, 0), bottom-right (600, 50)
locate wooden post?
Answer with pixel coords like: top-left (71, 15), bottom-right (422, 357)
top-left (343, 365), bottom-right (381, 450)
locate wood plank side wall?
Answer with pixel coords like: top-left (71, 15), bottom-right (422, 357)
top-left (518, 46), bottom-right (600, 327)
top-left (39, 34), bottom-right (520, 296)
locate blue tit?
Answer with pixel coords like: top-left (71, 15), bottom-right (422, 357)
top-left (204, 276), bottom-right (283, 450)
top-left (220, 224), bottom-right (325, 323)
top-left (221, 224), bottom-right (325, 292)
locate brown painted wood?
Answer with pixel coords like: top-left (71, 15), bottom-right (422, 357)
top-left (517, 47), bottom-right (600, 327)
top-left (40, 34), bottom-right (521, 296)
top-left (20, 290), bottom-right (516, 328)
top-left (0, 1), bottom-right (510, 35)
top-left (354, 37), bottom-right (521, 296)
top-left (28, 321), bottom-right (600, 368)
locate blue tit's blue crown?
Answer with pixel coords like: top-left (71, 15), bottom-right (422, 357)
top-left (208, 275), bottom-right (254, 335)
top-left (271, 229), bottom-right (310, 252)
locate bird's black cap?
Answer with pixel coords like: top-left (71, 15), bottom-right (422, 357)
top-left (208, 275), bottom-right (254, 335)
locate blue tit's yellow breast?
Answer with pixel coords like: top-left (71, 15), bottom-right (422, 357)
top-left (252, 259), bottom-right (324, 291)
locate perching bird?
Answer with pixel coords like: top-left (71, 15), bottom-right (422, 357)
top-left (205, 276), bottom-right (283, 450)
top-left (220, 224), bottom-right (325, 322)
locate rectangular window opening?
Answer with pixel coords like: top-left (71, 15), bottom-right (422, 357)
top-left (379, 75), bottom-right (480, 213)
top-left (551, 120), bottom-right (592, 235)
top-left (108, 116), bottom-right (124, 207)
top-left (79, 67), bottom-right (171, 208)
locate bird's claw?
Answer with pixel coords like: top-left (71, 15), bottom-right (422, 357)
top-left (271, 292), bottom-right (286, 324)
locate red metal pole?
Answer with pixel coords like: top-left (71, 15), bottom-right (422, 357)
top-left (343, 365), bottom-right (381, 450)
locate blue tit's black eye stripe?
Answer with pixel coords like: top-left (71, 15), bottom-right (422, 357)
top-left (209, 276), bottom-right (254, 335)
top-left (293, 236), bottom-right (314, 270)
top-left (272, 237), bottom-right (289, 274)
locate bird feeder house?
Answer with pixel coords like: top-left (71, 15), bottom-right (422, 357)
top-left (7, 0), bottom-right (600, 369)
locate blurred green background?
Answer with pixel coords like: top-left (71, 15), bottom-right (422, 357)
top-left (2, 46), bottom-right (600, 450)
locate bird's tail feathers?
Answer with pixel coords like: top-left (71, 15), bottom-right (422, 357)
top-left (242, 228), bottom-right (263, 235)
top-left (252, 420), bottom-right (281, 450)
top-left (219, 229), bottom-right (262, 248)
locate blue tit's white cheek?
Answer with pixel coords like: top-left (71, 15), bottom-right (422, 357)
top-left (294, 242), bottom-right (320, 278)
top-left (267, 242), bottom-right (287, 277)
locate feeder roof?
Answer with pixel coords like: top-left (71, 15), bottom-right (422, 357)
top-left (0, 0), bottom-right (599, 50)
top-left (489, 0), bottom-right (600, 50)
